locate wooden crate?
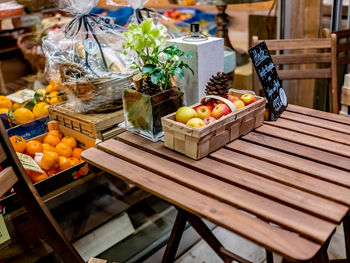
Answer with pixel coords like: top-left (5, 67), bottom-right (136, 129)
top-left (48, 103), bottom-right (124, 141)
top-left (341, 85), bottom-right (350, 106)
top-left (161, 91), bottom-right (266, 160)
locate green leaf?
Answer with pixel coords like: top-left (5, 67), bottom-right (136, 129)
top-left (23, 98), bottom-right (37, 111)
top-left (151, 72), bottom-right (162, 84)
top-left (174, 67), bottom-right (184, 79)
top-left (142, 64), bottom-right (157, 75)
top-left (184, 51), bottom-right (194, 58)
top-left (183, 63), bottom-right (194, 75)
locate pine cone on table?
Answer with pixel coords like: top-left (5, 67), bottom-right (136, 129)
top-left (139, 76), bottom-right (162, 96)
top-left (205, 72), bottom-right (229, 97)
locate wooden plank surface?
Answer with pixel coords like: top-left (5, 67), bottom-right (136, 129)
top-left (277, 68), bottom-right (331, 80)
top-left (98, 139), bottom-right (335, 243)
top-left (242, 132), bottom-right (350, 171)
top-left (287, 104), bottom-right (350, 125)
top-left (266, 118), bottom-right (350, 145)
top-left (0, 166), bottom-right (17, 197)
top-left (255, 125), bottom-right (350, 157)
top-left (0, 144), bottom-right (5, 163)
top-left (271, 53), bottom-right (331, 65)
top-left (281, 111), bottom-right (350, 135)
top-left (117, 132), bottom-right (347, 223)
top-left (81, 147), bottom-right (322, 261)
top-left (259, 38), bottom-right (331, 50)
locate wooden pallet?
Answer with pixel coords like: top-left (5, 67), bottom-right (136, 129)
top-left (48, 103), bottom-right (124, 141)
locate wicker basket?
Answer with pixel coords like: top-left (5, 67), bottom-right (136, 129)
top-left (161, 90), bottom-right (266, 160)
top-left (17, 33), bottom-right (46, 73)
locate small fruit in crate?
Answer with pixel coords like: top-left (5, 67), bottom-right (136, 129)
top-left (0, 96), bottom-right (12, 109)
top-left (232, 100), bottom-right (245, 110)
top-left (212, 104), bottom-right (231, 119)
top-left (10, 135), bottom-right (26, 153)
top-left (72, 148), bottom-right (83, 160)
top-left (194, 105), bottom-right (212, 119)
top-left (44, 134), bottom-right (61, 147)
top-left (27, 170), bottom-right (49, 184)
top-left (227, 95), bottom-right (240, 102)
top-left (176, 107), bottom-right (197, 124)
top-left (32, 102), bottom-right (50, 118)
top-left (59, 156), bottom-right (72, 171)
top-left (186, 118), bottom-right (206, 128)
top-left (26, 140), bottom-right (43, 156)
top-left (0, 108), bottom-right (8, 114)
top-left (240, 94), bottom-right (257, 105)
top-left (69, 157), bottom-right (81, 167)
top-left (61, 136), bottom-right (77, 149)
top-left (47, 130), bottom-right (63, 140)
top-left (42, 143), bottom-right (55, 153)
top-left (41, 151), bottom-right (60, 171)
top-left (55, 142), bottom-right (72, 158)
top-left (204, 100), bottom-right (218, 111)
top-left (205, 72), bottom-right (229, 97)
top-left (12, 108), bottom-right (35, 124)
top-left (203, 116), bottom-right (216, 125)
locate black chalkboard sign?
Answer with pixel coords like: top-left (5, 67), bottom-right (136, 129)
top-left (248, 41), bottom-right (288, 118)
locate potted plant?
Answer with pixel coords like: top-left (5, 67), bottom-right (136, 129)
top-left (122, 18), bottom-right (193, 142)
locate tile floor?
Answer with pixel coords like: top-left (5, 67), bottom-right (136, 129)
top-left (176, 224), bottom-right (346, 263)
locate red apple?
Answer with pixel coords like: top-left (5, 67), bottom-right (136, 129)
top-left (240, 94), bottom-right (257, 105)
top-left (176, 106), bottom-right (197, 124)
top-left (232, 99), bottom-right (245, 110)
top-left (205, 100), bottom-right (218, 111)
top-left (212, 104), bottom-right (231, 119)
top-left (186, 118), bottom-right (206, 129)
top-left (203, 116), bottom-right (216, 125)
top-left (227, 95), bottom-right (240, 102)
top-left (194, 105), bottom-right (212, 119)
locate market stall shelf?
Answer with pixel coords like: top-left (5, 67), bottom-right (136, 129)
top-left (82, 104), bottom-right (350, 263)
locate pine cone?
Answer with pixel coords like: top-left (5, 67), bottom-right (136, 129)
top-left (139, 76), bottom-right (162, 96)
top-left (205, 72), bottom-right (229, 97)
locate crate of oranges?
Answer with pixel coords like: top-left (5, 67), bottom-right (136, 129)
top-left (8, 121), bottom-right (95, 185)
top-left (0, 80), bottom-right (65, 140)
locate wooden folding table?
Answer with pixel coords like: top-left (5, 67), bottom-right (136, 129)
top-left (82, 104), bottom-right (350, 263)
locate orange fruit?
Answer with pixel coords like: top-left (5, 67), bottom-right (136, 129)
top-left (32, 102), bottom-right (49, 118)
top-left (0, 96), bottom-right (11, 109)
top-left (69, 157), bottom-right (80, 167)
top-left (10, 135), bottom-right (26, 153)
top-left (48, 130), bottom-right (62, 139)
top-left (61, 136), bottom-right (77, 148)
top-left (0, 108), bottom-right (8, 114)
top-left (29, 171), bottom-right (48, 183)
top-left (43, 134), bottom-right (61, 147)
top-left (36, 89), bottom-right (46, 95)
top-left (45, 81), bottom-right (58, 93)
top-left (13, 108), bottom-right (34, 124)
top-left (11, 103), bottom-right (22, 111)
top-left (47, 170), bottom-right (59, 177)
top-left (42, 143), bottom-right (54, 153)
top-left (26, 140), bottom-right (43, 156)
top-left (55, 142), bottom-right (72, 158)
top-left (72, 148), bottom-right (83, 160)
top-left (59, 156), bottom-right (72, 171)
top-left (41, 151), bottom-right (60, 171)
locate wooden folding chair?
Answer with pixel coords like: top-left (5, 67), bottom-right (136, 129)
top-left (252, 36), bottom-right (339, 114)
top-left (0, 120), bottom-right (84, 263)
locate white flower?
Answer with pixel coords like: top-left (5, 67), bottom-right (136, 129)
top-left (158, 52), bottom-right (168, 62)
top-left (173, 55), bottom-right (179, 62)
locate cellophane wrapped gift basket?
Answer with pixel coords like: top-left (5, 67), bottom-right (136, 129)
top-left (42, 0), bottom-right (135, 113)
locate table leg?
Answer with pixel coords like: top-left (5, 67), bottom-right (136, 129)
top-left (187, 213), bottom-right (251, 263)
top-left (161, 209), bottom-right (189, 263)
top-left (313, 246), bottom-right (329, 263)
top-left (266, 249), bottom-right (273, 263)
top-left (343, 212), bottom-right (350, 260)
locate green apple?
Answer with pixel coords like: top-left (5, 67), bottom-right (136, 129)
top-left (176, 106), bottom-right (197, 124)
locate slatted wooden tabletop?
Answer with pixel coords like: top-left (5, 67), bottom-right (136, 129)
top-left (81, 104), bottom-right (350, 262)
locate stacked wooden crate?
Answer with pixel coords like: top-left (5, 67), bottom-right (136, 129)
top-left (340, 74), bottom-right (350, 116)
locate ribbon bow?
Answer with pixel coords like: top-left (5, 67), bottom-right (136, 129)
top-left (65, 13), bottom-right (110, 72)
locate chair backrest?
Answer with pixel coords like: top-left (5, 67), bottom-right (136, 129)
top-left (252, 35), bottom-right (339, 114)
top-left (0, 120), bottom-right (84, 263)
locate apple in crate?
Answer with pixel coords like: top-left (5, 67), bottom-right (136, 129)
top-left (194, 105), bottom-right (212, 119)
top-left (240, 94), bottom-right (256, 105)
top-left (227, 95), bottom-right (240, 102)
top-left (176, 107), bottom-right (197, 124)
top-left (205, 100), bottom-right (218, 111)
top-left (186, 118), bottom-right (206, 128)
top-left (203, 116), bottom-right (216, 125)
top-left (212, 104), bottom-right (231, 119)
top-left (233, 99), bottom-right (245, 110)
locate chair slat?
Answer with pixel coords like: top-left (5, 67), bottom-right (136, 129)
top-left (255, 38), bottom-right (331, 51)
top-left (271, 53), bottom-right (331, 65)
top-left (0, 144), bottom-right (5, 163)
top-left (278, 68), bottom-right (332, 80)
top-left (0, 167), bottom-right (17, 197)
top-left (333, 28), bottom-right (350, 39)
